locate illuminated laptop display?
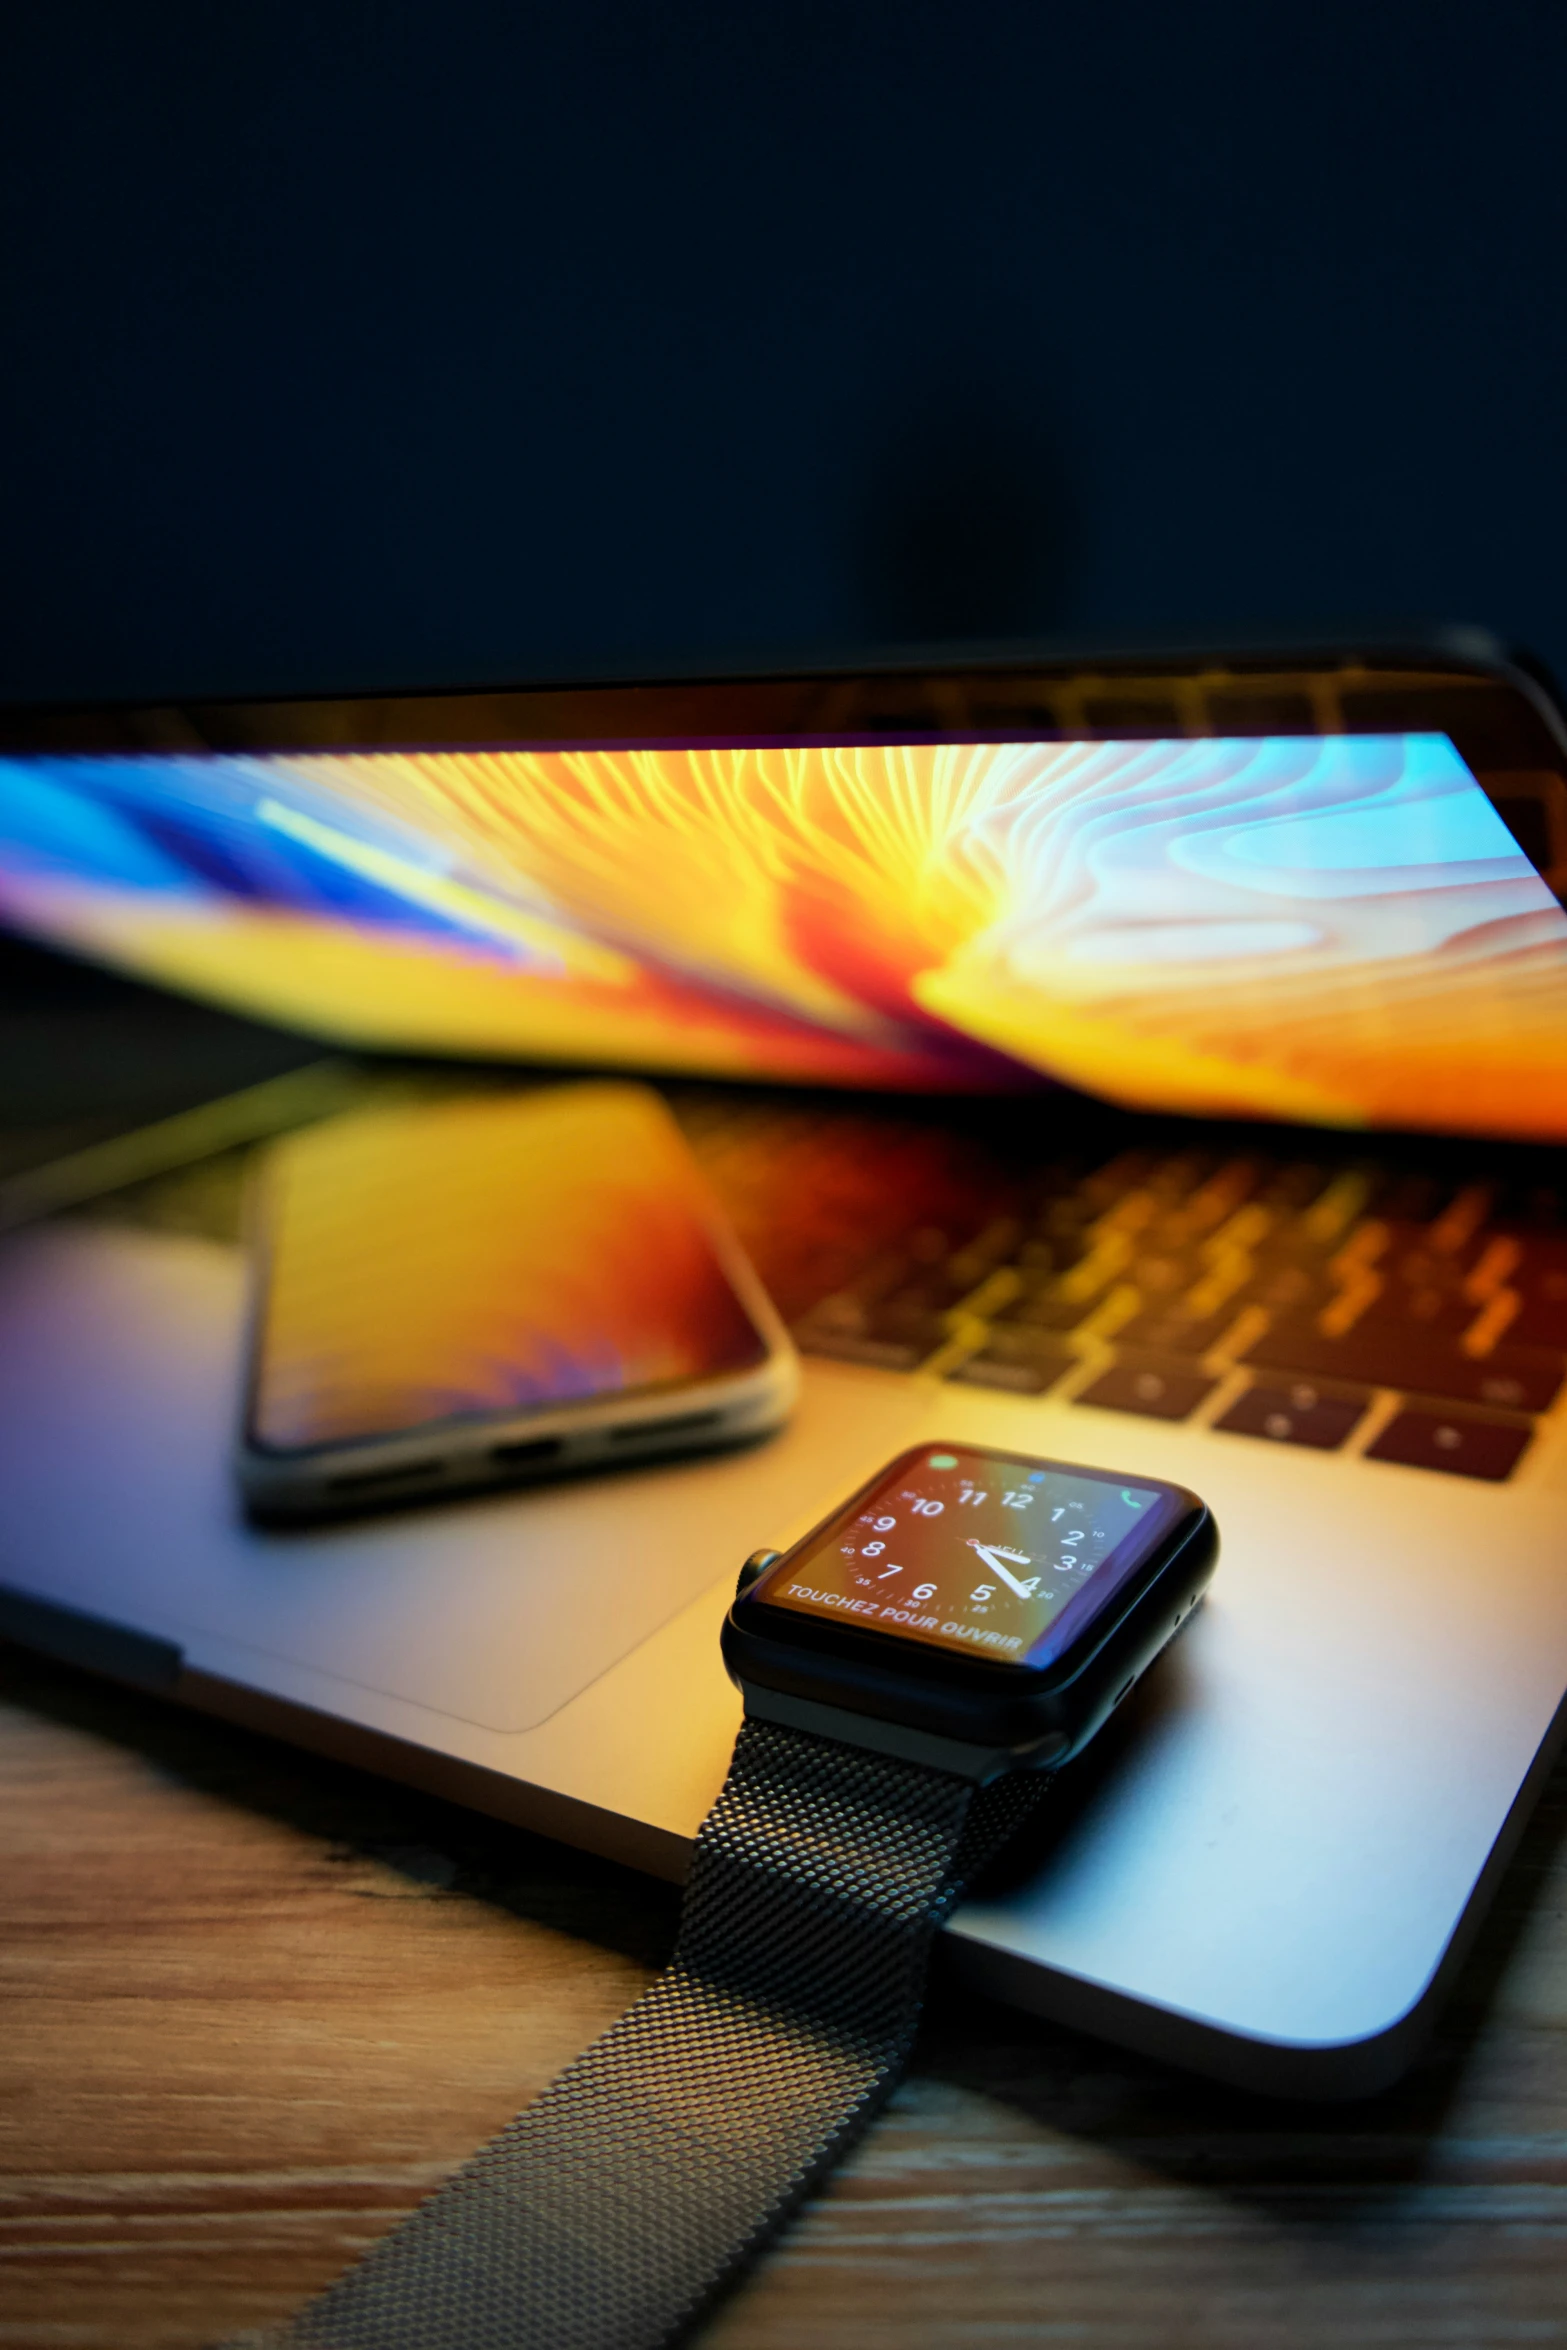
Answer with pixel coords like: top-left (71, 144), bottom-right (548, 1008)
top-left (2, 731), bottom-right (1564, 1137)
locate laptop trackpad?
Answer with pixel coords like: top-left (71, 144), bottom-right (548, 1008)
top-left (0, 1225), bottom-right (928, 1733)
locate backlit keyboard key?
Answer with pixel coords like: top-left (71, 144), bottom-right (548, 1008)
top-left (794, 1298), bottom-right (949, 1369)
top-left (1507, 1282), bottom-right (1567, 1350)
top-left (947, 1326), bottom-right (1076, 1394)
top-left (992, 1287), bottom-right (1097, 1333)
top-left (1075, 1359), bottom-right (1219, 1422)
top-left (949, 1350), bottom-right (1074, 1396)
top-left (1108, 1303), bottom-right (1241, 1356)
top-left (795, 1329), bottom-right (933, 1371)
top-left (1465, 1351), bottom-right (1567, 1412)
top-left (1215, 1381), bottom-right (1368, 1451)
top-left (1365, 1409), bottom-right (1533, 1482)
top-left (1242, 1320), bottom-right (1565, 1413)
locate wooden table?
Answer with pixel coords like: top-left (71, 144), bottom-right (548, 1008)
top-left (6, 1640), bottom-right (1567, 2350)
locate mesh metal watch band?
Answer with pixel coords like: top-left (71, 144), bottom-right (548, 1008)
top-left (227, 1719), bottom-right (1050, 2350)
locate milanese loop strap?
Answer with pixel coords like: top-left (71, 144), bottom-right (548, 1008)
top-left (228, 1721), bottom-right (1050, 2350)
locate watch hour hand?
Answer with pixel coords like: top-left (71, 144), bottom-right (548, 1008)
top-left (967, 1541), bottom-right (1037, 1600)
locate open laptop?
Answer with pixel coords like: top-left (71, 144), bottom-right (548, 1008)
top-left (2, 631), bottom-right (1566, 2100)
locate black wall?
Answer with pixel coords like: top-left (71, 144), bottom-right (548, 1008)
top-left (3, 0), bottom-right (1564, 703)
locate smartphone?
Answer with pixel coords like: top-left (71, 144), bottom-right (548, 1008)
top-left (235, 1081), bottom-right (798, 1520)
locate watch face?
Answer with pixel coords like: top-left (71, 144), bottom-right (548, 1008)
top-left (751, 1443), bottom-right (1181, 1671)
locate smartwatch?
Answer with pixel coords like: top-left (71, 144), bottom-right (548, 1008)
top-left (235, 1443), bottom-right (1215, 2350)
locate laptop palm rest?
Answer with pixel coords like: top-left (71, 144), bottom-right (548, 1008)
top-left (4, 1218), bottom-right (1567, 2099)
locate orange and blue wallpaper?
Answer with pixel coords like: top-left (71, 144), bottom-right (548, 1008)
top-left (2, 732), bottom-right (1565, 1137)
top-left (251, 1087), bottom-right (769, 1449)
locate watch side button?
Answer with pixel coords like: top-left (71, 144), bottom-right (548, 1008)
top-left (736, 1550), bottom-right (782, 1597)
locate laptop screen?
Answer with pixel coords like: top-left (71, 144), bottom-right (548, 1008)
top-left (2, 730), bottom-right (1565, 1139)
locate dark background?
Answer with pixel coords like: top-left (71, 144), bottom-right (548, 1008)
top-left (2, 0), bottom-right (1565, 706)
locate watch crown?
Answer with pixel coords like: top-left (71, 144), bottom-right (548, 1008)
top-left (736, 1549), bottom-right (781, 1597)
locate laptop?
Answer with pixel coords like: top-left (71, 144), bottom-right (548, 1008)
top-left (2, 630), bottom-right (1565, 2100)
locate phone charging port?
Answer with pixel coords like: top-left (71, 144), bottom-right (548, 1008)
top-left (490, 1437), bottom-right (564, 1467)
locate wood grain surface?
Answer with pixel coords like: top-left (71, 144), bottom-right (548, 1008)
top-left (5, 1640), bottom-right (1567, 2350)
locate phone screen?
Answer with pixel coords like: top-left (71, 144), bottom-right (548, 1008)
top-left (246, 1085), bottom-right (770, 1454)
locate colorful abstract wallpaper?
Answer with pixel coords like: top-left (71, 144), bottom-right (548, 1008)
top-left (2, 733), bottom-right (1565, 1137)
top-left (251, 1087), bottom-right (768, 1450)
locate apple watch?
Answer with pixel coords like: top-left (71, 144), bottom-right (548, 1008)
top-left (235, 1442), bottom-right (1215, 2350)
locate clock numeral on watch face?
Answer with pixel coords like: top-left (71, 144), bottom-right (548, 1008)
top-left (774, 1451), bottom-right (1188, 1677)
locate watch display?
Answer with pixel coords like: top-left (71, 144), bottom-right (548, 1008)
top-left (750, 1443), bottom-right (1173, 1669)
top-left (236, 1436), bottom-right (1216, 2350)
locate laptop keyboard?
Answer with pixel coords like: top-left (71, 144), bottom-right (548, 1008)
top-left (54, 1069), bottom-right (1564, 1489)
top-left (678, 1103), bottom-right (1566, 1485)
